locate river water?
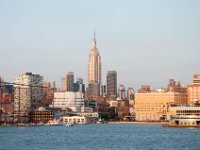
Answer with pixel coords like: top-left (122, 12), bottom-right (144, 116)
top-left (0, 124), bottom-right (199, 150)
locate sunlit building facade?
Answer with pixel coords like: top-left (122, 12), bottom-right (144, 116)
top-left (88, 32), bottom-right (102, 96)
top-left (14, 72), bottom-right (44, 115)
top-left (188, 74), bottom-right (200, 104)
top-left (135, 92), bottom-right (188, 121)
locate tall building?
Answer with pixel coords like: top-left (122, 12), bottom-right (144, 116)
top-left (14, 72), bottom-right (43, 115)
top-left (127, 87), bottom-right (135, 100)
top-left (101, 85), bottom-right (107, 96)
top-left (107, 71), bottom-right (117, 97)
top-left (74, 78), bottom-right (85, 93)
top-left (86, 83), bottom-right (100, 97)
top-left (87, 32), bottom-right (102, 96)
top-left (0, 76), bottom-right (5, 93)
top-left (61, 72), bottom-right (74, 92)
top-left (118, 85), bottom-right (126, 100)
top-left (188, 74), bottom-right (200, 104)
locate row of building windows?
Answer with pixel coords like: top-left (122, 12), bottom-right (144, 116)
top-left (176, 110), bottom-right (200, 113)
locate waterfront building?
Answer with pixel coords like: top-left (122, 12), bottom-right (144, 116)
top-left (165, 105), bottom-right (200, 127)
top-left (75, 112), bottom-right (99, 118)
top-left (50, 91), bottom-right (86, 112)
top-left (107, 71), bottom-right (117, 97)
top-left (188, 74), bottom-right (200, 104)
top-left (29, 107), bottom-right (53, 124)
top-left (0, 91), bottom-right (13, 115)
top-left (63, 116), bottom-right (96, 124)
top-left (14, 72), bottom-right (43, 115)
top-left (118, 85), bottom-right (126, 100)
top-left (117, 99), bottom-right (130, 119)
top-left (135, 92), bottom-right (188, 121)
top-left (0, 78), bottom-right (13, 115)
top-left (87, 32), bottom-right (102, 96)
top-left (61, 72), bottom-right (74, 92)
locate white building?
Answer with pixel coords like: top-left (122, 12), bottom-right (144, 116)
top-left (14, 72), bottom-right (43, 115)
top-left (166, 105), bottom-right (200, 127)
top-left (50, 91), bottom-right (88, 112)
top-left (63, 116), bottom-right (96, 124)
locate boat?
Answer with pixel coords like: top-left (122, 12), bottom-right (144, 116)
top-left (96, 117), bottom-right (103, 124)
top-left (47, 119), bottom-right (63, 126)
top-left (65, 123), bottom-right (74, 127)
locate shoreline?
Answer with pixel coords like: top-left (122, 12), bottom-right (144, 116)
top-left (106, 121), bottom-right (163, 125)
top-left (0, 121), bottom-right (165, 127)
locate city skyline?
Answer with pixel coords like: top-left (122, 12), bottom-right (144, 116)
top-left (0, 0), bottom-right (200, 90)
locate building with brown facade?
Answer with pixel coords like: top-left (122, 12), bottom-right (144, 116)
top-left (188, 74), bottom-right (200, 104)
top-left (29, 107), bottom-right (53, 124)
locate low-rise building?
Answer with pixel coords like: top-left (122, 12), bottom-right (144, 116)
top-left (63, 116), bottom-right (96, 124)
top-left (165, 105), bottom-right (200, 127)
top-left (29, 107), bottom-right (53, 124)
top-left (135, 92), bottom-right (188, 121)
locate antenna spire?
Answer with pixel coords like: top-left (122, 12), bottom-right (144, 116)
top-left (93, 30), bottom-right (96, 48)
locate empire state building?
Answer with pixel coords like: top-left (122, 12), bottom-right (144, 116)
top-left (87, 32), bottom-right (102, 96)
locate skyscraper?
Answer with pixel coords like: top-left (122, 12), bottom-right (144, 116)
top-left (107, 70), bottom-right (117, 97)
top-left (61, 72), bottom-right (74, 92)
top-left (87, 32), bottom-right (102, 96)
top-left (88, 32), bottom-right (102, 85)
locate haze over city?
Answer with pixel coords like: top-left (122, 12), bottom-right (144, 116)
top-left (0, 0), bottom-right (200, 90)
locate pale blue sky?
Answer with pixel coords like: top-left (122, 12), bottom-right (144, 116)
top-left (0, 0), bottom-right (200, 89)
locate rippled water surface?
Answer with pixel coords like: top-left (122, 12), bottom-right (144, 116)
top-left (0, 124), bottom-right (200, 150)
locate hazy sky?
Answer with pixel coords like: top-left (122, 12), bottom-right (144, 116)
top-left (0, 0), bottom-right (200, 90)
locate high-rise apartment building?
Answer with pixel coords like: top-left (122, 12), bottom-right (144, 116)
top-left (188, 74), bottom-right (200, 104)
top-left (87, 32), bottom-right (102, 96)
top-left (14, 72), bottom-right (43, 115)
top-left (61, 72), bottom-right (74, 92)
top-left (107, 71), bottom-right (117, 97)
